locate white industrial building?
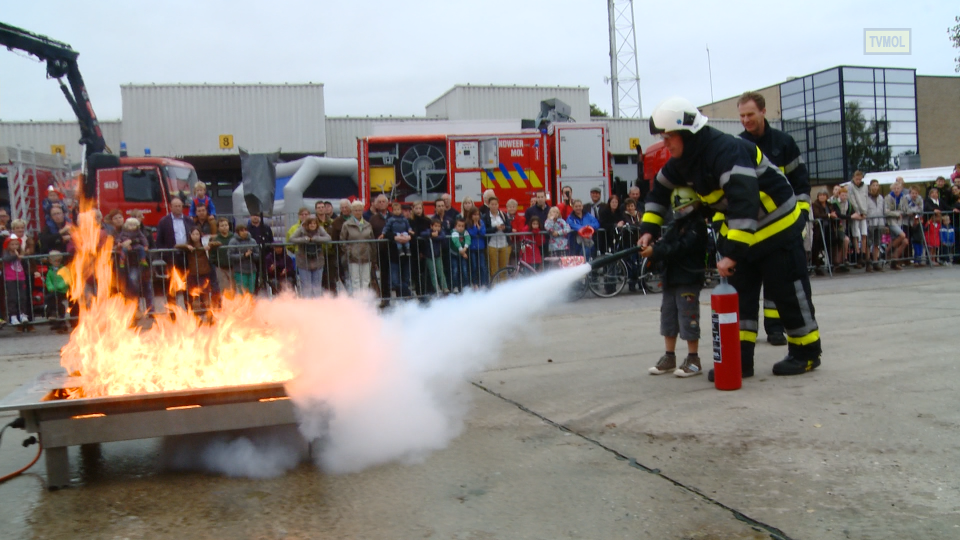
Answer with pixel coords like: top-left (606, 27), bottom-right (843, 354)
top-left (0, 82), bottom-right (749, 213)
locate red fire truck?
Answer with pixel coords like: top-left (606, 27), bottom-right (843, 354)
top-left (641, 139), bottom-right (670, 192)
top-left (357, 121), bottom-right (610, 212)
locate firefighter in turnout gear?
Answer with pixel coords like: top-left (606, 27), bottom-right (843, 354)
top-left (737, 91), bottom-right (812, 347)
top-left (638, 96), bottom-right (821, 378)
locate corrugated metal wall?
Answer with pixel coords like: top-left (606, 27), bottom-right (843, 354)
top-left (121, 84), bottom-right (325, 157)
top-left (0, 120), bottom-right (122, 164)
top-left (325, 116), bottom-right (443, 158)
top-left (426, 85), bottom-right (590, 122)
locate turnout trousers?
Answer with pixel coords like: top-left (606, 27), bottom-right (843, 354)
top-left (729, 235), bottom-right (821, 373)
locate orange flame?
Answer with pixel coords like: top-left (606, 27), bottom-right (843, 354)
top-left (168, 267), bottom-right (187, 296)
top-left (60, 201), bottom-right (295, 398)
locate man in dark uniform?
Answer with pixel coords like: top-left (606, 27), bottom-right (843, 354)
top-left (638, 96), bottom-right (821, 378)
top-left (737, 91), bottom-right (812, 347)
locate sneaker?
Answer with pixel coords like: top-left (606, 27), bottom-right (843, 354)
top-left (648, 354), bottom-right (677, 375)
top-left (9, 315), bottom-right (20, 326)
top-left (865, 263), bottom-right (874, 273)
top-left (20, 314), bottom-right (29, 324)
top-left (674, 355), bottom-right (702, 377)
top-left (766, 333), bottom-right (788, 346)
top-left (772, 354), bottom-right (820, 376)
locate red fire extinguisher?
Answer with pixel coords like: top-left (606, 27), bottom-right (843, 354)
top-left (711, 278), bottom-right (741, 391)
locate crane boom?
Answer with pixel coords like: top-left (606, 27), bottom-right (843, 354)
top-left (0, 21), bottom-right (108, 157)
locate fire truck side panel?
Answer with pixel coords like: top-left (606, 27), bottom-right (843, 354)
top-left (449, 133), bottom-right (547, 212)
top-left (553, 125), bottom-right (610, 204)
top-left (642, 140), bottom-right (670, 193)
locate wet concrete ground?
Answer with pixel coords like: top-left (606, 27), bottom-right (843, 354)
top-left (0, 267), bottom-right (958, 539)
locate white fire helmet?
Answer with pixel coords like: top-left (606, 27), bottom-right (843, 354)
top-left (671, 186), bottom-right (699, 218)
top-left (649, 96), bottom-right (708, 135)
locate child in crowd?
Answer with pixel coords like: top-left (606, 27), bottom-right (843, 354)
top-left (449, 217), bottom-right (471, 292)
top-left (189, 182), bottom-right (216, 218)
top-left (520, 216), bottom-right (544, 269)
top-left (44, 250), bottom-right (71, 333)
top-left (420, 218), bottom-right (448, 294)
top-left (465, 208), bottom-right (487, 288)
top-left (42, 186), bottom-right (63, 233)
top-left (3, 235), bottom-right (30, 326)
top-left (177, 227), bottom-right (221, 313)
top-left (384, 201), bottom-right (414, 256)
top-left (117, 218), bottom-right (149, 269)
top-left (925, 210), bottom-right (942, 266)
top-left (640, 187), bottom-right (708, 378)
top-left (228, 224), bottom-right (260, 295)
top-left (264, 245), bottom-right (296, 295)
top-left (290, 216), bottom-right (331, 298)
top-left (544, 206), bottom-right (572, 256)
top-left (939, 215), bottom-right (954, 265)
top-left (208, 217), bottom-right (234, 294)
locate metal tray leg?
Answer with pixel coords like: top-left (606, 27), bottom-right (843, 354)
top-left (44, 446), bottom-right (71, 490)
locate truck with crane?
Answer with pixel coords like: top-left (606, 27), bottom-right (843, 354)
top-left (0, 21), bottom-right (198, 231)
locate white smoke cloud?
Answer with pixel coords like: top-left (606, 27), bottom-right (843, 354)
top-left (164, 264), bottom-right (589, 477)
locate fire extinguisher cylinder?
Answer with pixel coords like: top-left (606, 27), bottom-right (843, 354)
top-left (710, 279), bottom-right (741, 391)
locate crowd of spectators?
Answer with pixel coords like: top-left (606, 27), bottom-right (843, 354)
top-left (1, 165), bottom-right (958, 330)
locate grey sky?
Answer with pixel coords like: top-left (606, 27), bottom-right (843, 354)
top-left (1, 0), bottom-right (957, 122)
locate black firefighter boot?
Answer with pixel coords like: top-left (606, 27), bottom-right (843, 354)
top-left (708, 341), bottom-right (755, 382)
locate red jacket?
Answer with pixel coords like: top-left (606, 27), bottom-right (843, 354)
top-left (519, 226), bottom-right (545, 265)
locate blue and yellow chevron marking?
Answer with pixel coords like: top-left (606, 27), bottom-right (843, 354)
top-left (482, 162), bottom-right (543, 190)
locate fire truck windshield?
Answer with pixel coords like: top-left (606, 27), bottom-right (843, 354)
top-left (164, 165), bottom-right (197, 197)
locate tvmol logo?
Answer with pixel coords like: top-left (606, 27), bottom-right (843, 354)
top-left (864, 29), bottom-right (911, 55)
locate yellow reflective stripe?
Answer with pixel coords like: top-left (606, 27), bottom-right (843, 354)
top-left (753, 204), bottom-right (801, 243)
top-left (740, 331), bottom-right (758, 343)
top-left (727, 228), bottom-right (755, 246)
top-left (481, 177), bottom-right (495, 189)
top-left (490, 171), bottom-right (511, 189)
top-left (720, 223), bottom-right (729, 235)
top-left (787, 329), bottom-right (820, 346)
top-left (528, 170), bottom-right (543, 188)
top-left (779, 165), bottom-right (786, 173)
top-left (755, 146), bottom-right (762, 165)
top-left (712, 212), bottom-right (725, 222)
top-left (758, 191), bottom-right (777, 213)
top-left (797, 201), bottom-right (811, 212)
top-left (701, 189), bottom-right (724, 204)
top-left (763, 308), bottom-right (780, 319)
top-left (642, 213), bottom-right (664, 225)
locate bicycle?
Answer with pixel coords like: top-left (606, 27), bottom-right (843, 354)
top-left (490, 238), bottom-right (588, 301)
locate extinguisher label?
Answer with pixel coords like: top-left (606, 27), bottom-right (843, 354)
top-left (712, 313), bottom-right (722, 363)
top-left (717, 312), bottom-right (737, 324)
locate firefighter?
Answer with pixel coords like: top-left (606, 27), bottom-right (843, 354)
top-left (737, 91), bottom-right (812, 347)
top-left (638, 96), bottom-right (821, 377)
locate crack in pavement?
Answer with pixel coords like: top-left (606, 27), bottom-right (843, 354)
top-left (473, 381), bottom-right (795, 540)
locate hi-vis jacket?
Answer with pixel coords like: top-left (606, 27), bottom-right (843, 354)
top-left (739, 119), bottom-right (811, 217)
top-left (640, 126), bottom-right (802, 263)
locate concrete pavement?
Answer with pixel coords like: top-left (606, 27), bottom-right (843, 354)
top-left (0, 266), bottom-right (958, 539)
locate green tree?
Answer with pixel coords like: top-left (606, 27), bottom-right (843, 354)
top-left (950, 16), bottom-right (960, 72)
top-left (589, 103), bottom-right (609, 117)
top-left (845, 102), bottom-right (892, 173)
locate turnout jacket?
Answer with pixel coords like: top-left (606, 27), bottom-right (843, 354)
top-left (640, 126), bottom-right (802, 263)
top-left (739, 119), bottom-right (811, 217)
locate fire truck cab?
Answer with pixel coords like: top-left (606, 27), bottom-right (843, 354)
top-left (88, 154), bottom-right (198, 228)
top-left (358, 122), bottom-right (610, 212)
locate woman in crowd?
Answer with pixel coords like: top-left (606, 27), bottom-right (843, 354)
top-left (482, 196), bottom-right (511, 280)
top-left (598, 194), bottom-right (624, 254)
top-left (409, 201), bottom-right (432, 294)
top-left (565, 199), bottom-right (600, 258)
top-left (465, 207), bottom-right (488, 287)
top-left (340, 200), bottom-right (375, 294)
top-left (290, 215), bottom-right (331, 298)
top-left (176, 227), bottom-right (220, 315)
top-left (811, 188), bottom-right (832, 276)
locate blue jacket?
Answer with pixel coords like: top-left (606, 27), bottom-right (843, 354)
top-left (565, 212), bottom-right (600, 256)
top-left (466, 222), bottom-right (487, 250)
top-left (383, 215), bottom-right (412, 238)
